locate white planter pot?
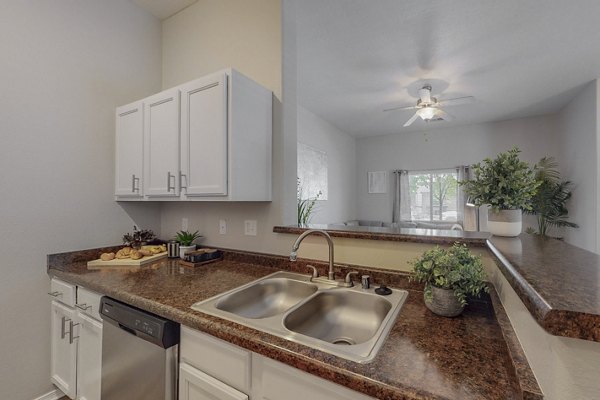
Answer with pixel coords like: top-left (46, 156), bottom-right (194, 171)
top-left (179, 245), bottom-right (196, 259)
top-left (487, 209), bottom-right (522, 237)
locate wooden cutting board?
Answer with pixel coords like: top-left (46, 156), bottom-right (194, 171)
top-left (87, 251), bottom-right (168, 268)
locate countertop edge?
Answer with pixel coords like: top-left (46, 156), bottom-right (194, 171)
top-left (489, 287), bottom-right (544, 400)
top-left (273, 225), bottom-right (489, 246)
top-left (486, 240), bottom-right (600, 342)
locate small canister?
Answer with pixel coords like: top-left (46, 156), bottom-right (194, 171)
top-left (167, 241), bottom-right (180, 258)
top-left (361, 275), bottom-right (371, 289)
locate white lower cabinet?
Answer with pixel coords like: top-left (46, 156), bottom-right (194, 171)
top-left (180, 327), bottom-right (375, 400)
top-left (252, 354), bottom-right (374, 400)
top-left (51, 300), bottom-right (77, 398)
top-left (49, 280), bottom-right (103, 400)
top-left (180, 362), bottom-right (248, 400)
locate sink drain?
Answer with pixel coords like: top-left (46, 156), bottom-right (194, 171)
top-left (332, 337), bottom-right (356, 345)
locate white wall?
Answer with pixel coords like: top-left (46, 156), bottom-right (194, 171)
top-left (556, 80), bottom-right (598, 253)
top-left (159, 0), bottom-right (299, 255)
top-left (355, 115), bottom-right (560, 225)
top-left (0, 1), bottom-right (162, 399)
top-left (297, 106), bottom-right (356, 223)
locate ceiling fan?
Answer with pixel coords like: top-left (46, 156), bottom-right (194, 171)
top-left (384, 85), bottom-right (475, 127)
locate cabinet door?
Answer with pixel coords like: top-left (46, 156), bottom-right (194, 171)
top-left (180, 72), bottom-right (228, 196)
top-left (144, 88), bottom-right (180, 197)
top-left (51, 301), bottom-right (77, 399)
top-left (76, 312), bottom-right (102, 400)
top-left (179, 362), bottom-right (248, 400)
top-left (115, 101), bottom-right (144, 197)
top-left (252, 354), bottom-right (375, 400)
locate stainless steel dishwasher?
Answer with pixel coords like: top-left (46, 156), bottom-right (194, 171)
top-left (100, 296), bottom-right (180, 400)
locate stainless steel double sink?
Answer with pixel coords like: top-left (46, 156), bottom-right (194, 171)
top-left (192, 271), bottom-right (408, 363)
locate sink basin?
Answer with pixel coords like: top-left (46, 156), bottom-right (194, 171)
top-left (215, 277), bottom-right (317, 319)
top-left (283, 290), bottom-right (391, 345)
top-left (191, 271), bottom-right (408, 363)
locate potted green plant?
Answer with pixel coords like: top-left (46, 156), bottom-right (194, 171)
top-left (174, 230), bottom-right (202, 259)
top-left (122, 226), bottom-right (156, 249)
top-left (525, 157), bottom-right (578, 237)
top-left (297, 177), bottom-right (322, 226)
top-left (460, 147), bottom-right (541, 237)
top-left (409, 243), bottom-right (488, 317)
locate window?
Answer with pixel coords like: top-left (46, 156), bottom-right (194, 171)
top-left (408, 169), bottom-right (458, 222)
top-left (297, 142), bottom-right (328, 200)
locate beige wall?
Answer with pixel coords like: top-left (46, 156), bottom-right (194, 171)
top-left (160, 0), bottom-right (299, 255)
top-left (0, 1), bottom-right (162, 399)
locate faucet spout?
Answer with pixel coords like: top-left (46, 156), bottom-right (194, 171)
top-left (290, 230), bottom-right (335, 280)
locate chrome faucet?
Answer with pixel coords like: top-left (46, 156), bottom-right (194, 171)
top-left (290, 229), bottom-right (358, 287)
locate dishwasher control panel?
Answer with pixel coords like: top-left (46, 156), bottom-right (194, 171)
top-left (100, 296), bottom-right (180, 348)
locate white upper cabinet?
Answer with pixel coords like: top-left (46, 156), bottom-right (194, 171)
top-left (180, 72), bottom-right (228, 197)
top-left (144, 88), bottom-right (181, 197)
top-left (115, 68), bottom-right (272, 202)
top-left (115, 101), bottom-right (143, 197)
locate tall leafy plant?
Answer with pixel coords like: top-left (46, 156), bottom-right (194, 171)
top-left (460, 147), bottom-right (540, 212)
top-left (297, 177), bottom-right (321, 225)
top-left (525, 157), bottom-right (578, 237)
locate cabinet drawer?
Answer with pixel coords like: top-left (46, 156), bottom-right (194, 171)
top-left (181, 327), bottom-right (251, 393)
top-left (76, 287), bottom-right (103, 321)
top-left (49, 278), bottom-right (76, 307)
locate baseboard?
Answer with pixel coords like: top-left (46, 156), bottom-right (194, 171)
top-left (32, 388), bottom-right (64, 400)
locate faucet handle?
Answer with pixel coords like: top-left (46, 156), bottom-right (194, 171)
top-left (344, 271), bottom-right (359, 284)
top-left (306, 265), bottom-right (318, 279)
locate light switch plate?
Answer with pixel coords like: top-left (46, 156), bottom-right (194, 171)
top-left (219, 220), bottom-right (227, 235)
top-left (244, 220), bottom-right (257, 236)
top-left (182, 218), bottom-right (189, 231)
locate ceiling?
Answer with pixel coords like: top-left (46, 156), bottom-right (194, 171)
top-left (296, 0), bottom-right (600, 138)
top-left (131, 0), bottom-right (197, 20)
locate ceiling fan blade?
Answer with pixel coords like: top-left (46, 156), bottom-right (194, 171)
top-left (383, 104), bottom-right (418, 112)
top-left (403, 112), bottom-right (420, 127)
top-left (434, 108), bottom-right (455, 121)
top-left (437, 96), bottom-right (475, 107)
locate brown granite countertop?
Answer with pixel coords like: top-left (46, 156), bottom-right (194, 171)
top-left (275, 225), bottom-right (600, 343)
top-left (48, 247), bottom-right (541, 400)
top-left (488, 235), bottom-right (600, 342)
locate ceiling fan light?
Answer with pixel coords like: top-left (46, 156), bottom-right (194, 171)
top-left (417, 107), bottom-right (436, 120)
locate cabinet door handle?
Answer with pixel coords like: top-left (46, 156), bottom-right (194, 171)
top-left (69, 320), bottom-right (80, 344)
top-left (132, 174), bottom-right (140, 193)
top-left (61, 317), bottom-right (71, 340)
top-left (167, 172), bottom-right (175, 192)
top-left (75, 303), bottom-right (91, 311)
top-left (48, 291), bottom-right (62, 298)
top-left (180, 172), bottom-right (187, 190)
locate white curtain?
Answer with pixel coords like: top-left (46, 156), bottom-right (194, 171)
top-left (457, 166), bottom-right (477, 231)
top-left (392, 170), bottom-right (411, 223)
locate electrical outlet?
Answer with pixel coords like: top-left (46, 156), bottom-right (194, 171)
top-left (182, 218), bottom-right (189, 231)
top-left (219, 220), bottom-right (227, 235)
top-left (244, 220), bottom-right (257, 236)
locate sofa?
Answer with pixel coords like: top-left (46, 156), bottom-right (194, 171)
top-left (333, 220), bottom-right (463, 231)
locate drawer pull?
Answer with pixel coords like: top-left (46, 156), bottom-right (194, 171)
top-left (61, 317), bottom-right (71, 339)
top-left (48, 291), bottom-right (63, 297)
top-left (69, 321), bottom-right (80, 344)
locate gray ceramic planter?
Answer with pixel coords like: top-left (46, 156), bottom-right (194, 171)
top-left (424, 286), bottom-right (465, 317)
